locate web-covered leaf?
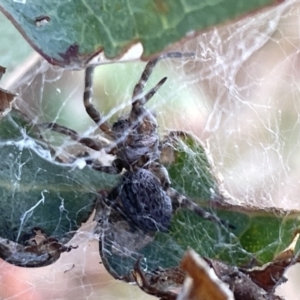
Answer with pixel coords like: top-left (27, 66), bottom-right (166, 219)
top-left (98, 133), bottom-right (300, 287)
top-left (0, 110), bottom-right (118, 266)
top-left (164, 133), bottom-right (221, 201)
top-left (0, 0), bottom-right (282, 68)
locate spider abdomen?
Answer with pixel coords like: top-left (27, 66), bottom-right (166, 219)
top-left (119, 169), bottom-right (172, 232)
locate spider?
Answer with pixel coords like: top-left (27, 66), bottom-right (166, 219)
top-left (43, 52), bottom-right (226, 282)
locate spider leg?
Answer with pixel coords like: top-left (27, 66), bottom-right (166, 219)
top-left (40, 122), bottom-right (120, 172)
top-left (167, 187), bottom-right (232, 229)
top-left (132, 52), bottom-right (194, 102)
top-left (40, 122), bottom-right (106, 151)
top-left (132, 77), bottom-right (167, 107)
top-left (130, 52), bottom-right (194, 123)
top-left (85, 157), bottom-right (124, 174)
top-left (148, 162), bottom-right (171, 190)
top-left (84, 66), bottom-right (114, 138)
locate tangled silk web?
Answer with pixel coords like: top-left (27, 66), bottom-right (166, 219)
top-left (2, 0), bottom-right (300, 299)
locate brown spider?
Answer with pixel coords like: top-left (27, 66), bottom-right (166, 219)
top-left (43, 52), bottom-right (226, 284)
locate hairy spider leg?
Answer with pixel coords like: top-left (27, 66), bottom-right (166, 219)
top-left (39, 66), bottom-right (115, 152)
top-left (41, 53), bottom-right (195, 174)
top-left (129, 77), bottom-right (167, 124)
top-left (84, 66), bottom-right (114, 138)
top-left (45, 57), bottom-right (173, 157)
top-left (132, 52), bottom-right (194, 101)
top-left (129, 51), bottom-right (194, 124)
top-left (167, 187), bottom-right (230, 229)
top-left (40, 122), bottom-right (105, 151)
top-left (42, 53), bottom-right (194, 154)
top-left (85, 157), bottom-right (124, 174)
top-left (44, 67), bottom-right (115, 141)
top-left (133, 77), bottom-right (167, 107)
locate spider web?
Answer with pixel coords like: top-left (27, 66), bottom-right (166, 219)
top-left (1, 0), bottom-right (300, 299)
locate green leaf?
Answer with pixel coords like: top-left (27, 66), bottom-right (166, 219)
top-left (165, 133), bottom-right (221, 201)
top-left (0, 110), bottom-right (118, 264)
top-left (0, 0), bottom-right (281, 68)
top-left (0, 12), bottom-right (33, 72)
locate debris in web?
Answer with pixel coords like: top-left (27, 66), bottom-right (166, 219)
top-left (0, 65), bottom-right (16, 118)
